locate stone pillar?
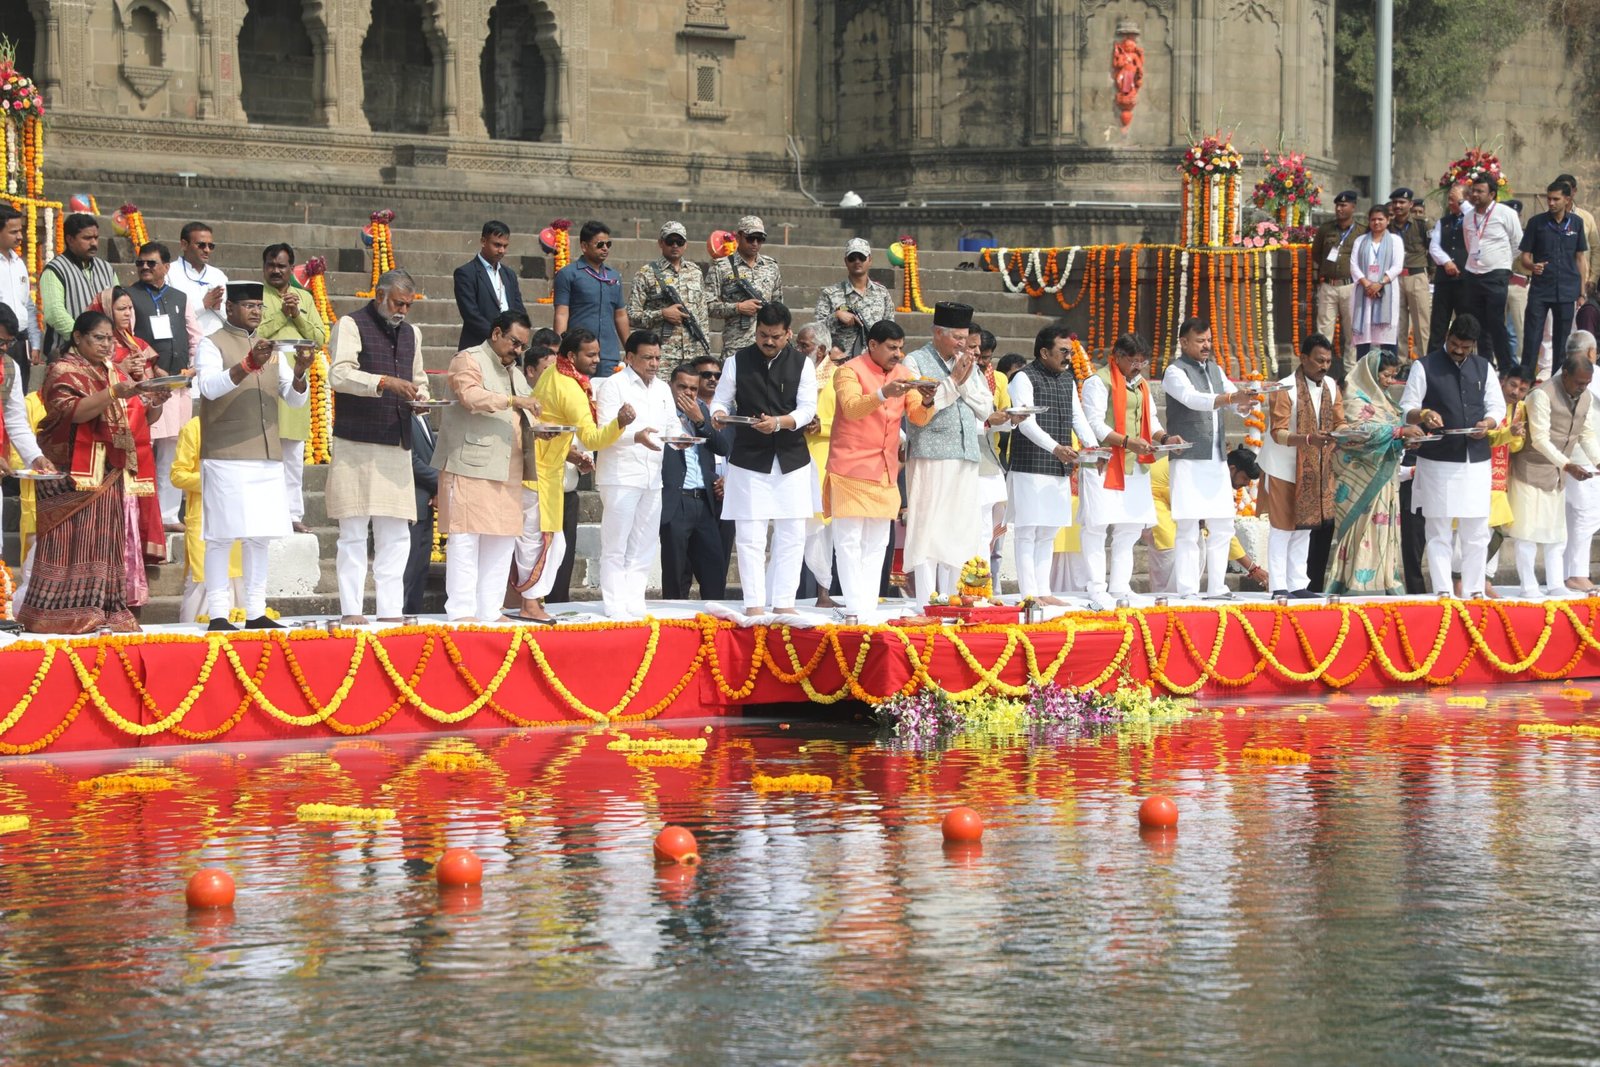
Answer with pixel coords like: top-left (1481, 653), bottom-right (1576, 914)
top-left (455, 0), bottom-right (490, 141)
top-left (430, 39), bottom-right (459, 135)
top-left (302, 0), bottom-right (337, 127)
top-left (28, 0), bottom-right (61, 107)
top-left (333, 1), bottom-right (372, 133)
top-left (552, 52), bottom-right (571, 142)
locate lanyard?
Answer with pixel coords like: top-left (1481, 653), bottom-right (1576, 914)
top-left (180, 260), bottom-right (214, 287)
top-left (140, 282), bottom-right (169, 313)
top-left (1469, 203), bottom-right (1493, 245)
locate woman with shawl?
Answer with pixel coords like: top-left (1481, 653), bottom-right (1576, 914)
top-left (1349, 203), bottom-right (1406, 358)
top-left (1325, 349), bottom-right (1424, 595)
top-left (18, 310), bottom-right (169, 633)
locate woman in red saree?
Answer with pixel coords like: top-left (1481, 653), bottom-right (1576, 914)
top-left (18, 311), bottom-right (168, 634)
top-left (96, 286), bottom-right (171, 609)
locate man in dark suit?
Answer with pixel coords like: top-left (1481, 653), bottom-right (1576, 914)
top-left (403, 411), bottom-right (439, 614)
top-left (453, 220), bottom-right (526, 351)
top-left (661, 364), bottom-right (730, 599)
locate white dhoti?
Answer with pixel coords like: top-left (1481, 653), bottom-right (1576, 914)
top-left (200, 458), bottom-right (291, 622)
top-left (904, 458), bottom-right (984, 571)
top-left (1565, 474), bottom-right (1600, 581)
top-left (723, 458), bottom-right (812, 611)
top-left (598, 484), bottom-right (662, 619)
top-left (282, 439), bottom-right (306, 522)
top-left (1508, 479), bottom-right (1568, 596)
top-left (512, 486), bottom-right (564, 602)
top-left (1168, 458), bottom-right (1235, 597)
top-left (1007, 471), bottom-right (1073, 599)
top-left (1415, 457), bottom-right (1492, 596)
top-left (804, 518), bottom-right (834, 591)
top-left (1079, 466), bottom-right (1156, 598)
top-left (832, 516), bottom-right (890, 620)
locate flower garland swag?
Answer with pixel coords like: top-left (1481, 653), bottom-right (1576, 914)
top-left (1, 40), bottom-right (45, 198)
top-left (537, 218), bottom-right (572, 305)
top-left (896, 235), bottom-right (934, 314)
top-left (114, 202), bottom-right (151, 251)
top-left (1180, 133), bottom-right (1244, 248)
top-left (1251, 151), bottom-right (1321, 230)
top-left (301, 256), bottom-right (337, 464)
top-left (354, 209), bottom-right (422, 300)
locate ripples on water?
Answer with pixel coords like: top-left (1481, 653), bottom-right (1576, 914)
top-left (3, 687), bottom-right (1600, 1065)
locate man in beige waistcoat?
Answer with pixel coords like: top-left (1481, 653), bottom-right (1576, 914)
top-left (435, 311), bottom-right (544, 622)
top-left (1507, 353), bottom-right (1599, 598)
top-left (193, 282), bottom-right (313, 631)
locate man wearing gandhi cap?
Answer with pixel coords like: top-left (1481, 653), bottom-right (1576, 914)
top-left (708, 214), bottom-right (782, 352)
top-left (814, 237), bottom-right (896, 359)
top-left (628, 220), bottom-right (708, 376)
top-left (191, 280), bottom-right (313, 630)
top-left (903, 300), bottom-right (994, 597)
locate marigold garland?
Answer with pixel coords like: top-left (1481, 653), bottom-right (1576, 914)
top-left (1518, 722), bottom-right (1600, 737)
top-left (0, 558), bottom-right (13, 621)
top-left (301, 257), bottom-right (336, 463)
top-left (78, 773), bottom-right (175, 793)
top-left (0, 814), bottom-right (28, 834)
top-left (537, 218), bottom-right (572, 305)
top-left (897, 235), bottom-right (934, 314)
top-left (752, 772), bottom-right (833, 793)
top-left (295, 803), bottom-right (396, 822)
top-left (1240, 747), bottom-right (1311, 763)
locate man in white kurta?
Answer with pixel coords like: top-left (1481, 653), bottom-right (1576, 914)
top-left (193, 283), bottom-right (311, 630)
top-left (1005, 323), bottom-right (1097, 606)
top-left (595, 331), bottom-right (679, 619)
top-left (327, 271), bottom-right (431, 624)
top-left (1565, 330), bottom-right (1600, 590)
top-left (903, 302), bottom-right (992, 598)
top-left (1162, 320), bottom-right (1258, 598)
top-left (710, 303), bottom-right (818, 614)
top-left (1507, 355), bottom-right (1599, 597)
top-left (169, 222), bottom-right (229, 338)
top-left (1402, 315), bottom-right (1507, 596)
top-left (1081, 333), bottom-right (1169, 608)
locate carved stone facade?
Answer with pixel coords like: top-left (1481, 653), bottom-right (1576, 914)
top-left (1, 0), bottom-right (1581, 207)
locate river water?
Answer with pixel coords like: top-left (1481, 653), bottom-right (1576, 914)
top-left (2, 685), bottom-right (1598, 1065)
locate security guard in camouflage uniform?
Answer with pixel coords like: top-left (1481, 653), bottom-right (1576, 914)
top-left (813, 238), bottom-right (897, 358)
top-left (628, 221), bottom-right (710, 377)
top-left (707, 214), bottom-right (782, 352)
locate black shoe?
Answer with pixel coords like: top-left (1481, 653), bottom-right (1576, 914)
top-left (1271, 589), bottom-right (1290, 598)
top-left (207, 618), bottom-right (237, 632)
top-left (1289, 589), bottom-right (1320, 599)
top-left (245, 615), bottom-right (285, 629)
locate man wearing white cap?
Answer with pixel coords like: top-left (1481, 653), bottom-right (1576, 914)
top-left (708, 215), bottom-right (782, 353)
top-left (814, 238), bottom-right (896, 358)
top-left (628, 221), bottom-right (709, 376)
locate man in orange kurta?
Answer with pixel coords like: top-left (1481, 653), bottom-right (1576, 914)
top-left (825, 320), bottom-right (919, 620)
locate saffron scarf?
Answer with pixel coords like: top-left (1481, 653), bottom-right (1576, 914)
top-left (556, 355), bottom-right (597, 423)
top-left (1104, 361), bottom-right (1153, 491)
top-left (1292, 370), bottom-right (1337, 529)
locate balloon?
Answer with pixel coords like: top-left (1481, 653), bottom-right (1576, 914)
top-left (292, 262), bottom-right (310, 287)
top-left (111, 209), bottom-right (131, 237)
top-left (360, 224), bottom-right (375, 249)
top-left (653, 825), bottom-right (700, 865)
top-left (67, 193), bottom-right (94, 215)
top-left (887, 241), bottom-right (906, 267)
top-left (539, 227), bottom-right (559, 255)
top-left (707, 230), bottom-right (736, 259)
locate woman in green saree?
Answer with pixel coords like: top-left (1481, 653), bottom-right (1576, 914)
top-left (1326, 349), bottom-right (1425, 595)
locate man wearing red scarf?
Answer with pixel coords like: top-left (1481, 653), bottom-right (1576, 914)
top-left (1080, 333), bottom-right (1172, 609)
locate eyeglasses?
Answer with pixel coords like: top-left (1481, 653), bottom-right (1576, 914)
top-left (662, 236), bottom-right (686, 247)
top-left (846, 253), bottom-right (867, 262)
top-left (745, 234), bottom-right (767, 243)
top-left (592, 240), bottom-right (612, 249)
top-left (192, 242), bottom-right (216, 251)
top-left (136, 259), bottom-right (161, 268)
top-left (698, 371), bottom-right (721, 380)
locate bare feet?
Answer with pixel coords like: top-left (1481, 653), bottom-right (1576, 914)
top-left (816, 592), bottom-right (838, 608)
top-left (1484, 585), bottom-right (1501, 600)
top-left (1037, 595), bottom-right (1070, 607)
top-left (340, 615), bottom-right (368, 626)
top-left (1567, 577), bottom-right (1595, 593)
top-left (292, 521), bottom-right (311, 534)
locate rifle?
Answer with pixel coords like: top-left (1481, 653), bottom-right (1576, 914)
top-left (727, 257), bottom-right (768, 309)
top-left (650, 263), bottom-right (711, 354)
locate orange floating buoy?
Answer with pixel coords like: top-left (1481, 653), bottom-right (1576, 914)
top-left (435, 847), bottom-right (484, 887)
top-left (941, 806), bottom-right (984, 843)
top-left (185, 867), bottom-right (236, 909)
top-left (653, 825), bottom-right (701, 865)
top-left (1138, 795), bottom-right (1179, 829)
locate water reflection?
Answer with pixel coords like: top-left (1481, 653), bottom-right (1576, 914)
top-left (2, 686), bottom-right (1600, 1062)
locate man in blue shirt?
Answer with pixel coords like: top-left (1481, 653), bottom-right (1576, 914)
top-left (1519, 179), bottom-right (1590, 380)
top-left (553, 219), bottom-right (629, 377)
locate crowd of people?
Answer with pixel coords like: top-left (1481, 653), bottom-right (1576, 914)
top-left (2, 197), bottom-right (1599, 634)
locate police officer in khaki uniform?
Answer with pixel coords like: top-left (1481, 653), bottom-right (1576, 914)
top-left (1311, 190), bottom-right (1366, 376)
top-left (628, 221), bottom-right (710, 378)
top-left (1388, 187), bottom-right (1432, 359)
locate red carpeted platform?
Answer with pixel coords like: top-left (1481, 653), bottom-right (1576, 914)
top-left (2, 598), bottom-right (1598, 754)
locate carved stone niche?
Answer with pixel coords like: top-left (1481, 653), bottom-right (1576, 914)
top-left (679, 1), bottom-right (742, 121)
top-left (117, 0), bottom-right (174, 106)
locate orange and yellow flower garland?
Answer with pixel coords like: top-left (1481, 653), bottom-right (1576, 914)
top-left (897, 235), bottom-right (934, 314)
top-left (302, 257), bottom-right (337, 463)
top-left (0, 558), bottom-right (13, 621)
top-left (537, 219), bottom-right (572, 305)
top-left (356, 209), bottom-right (398, 299)
top-left (118, 203), bottom-right (151, 250)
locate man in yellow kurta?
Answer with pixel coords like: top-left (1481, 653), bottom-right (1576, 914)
top-left (169, 416), bottom-right (243, 624)
top-left (799, 322), bottom-right (838, 605)
top-left (260, 244), bottom-right (328, 533)
top-left (514, 328), bottom-right (629, 621)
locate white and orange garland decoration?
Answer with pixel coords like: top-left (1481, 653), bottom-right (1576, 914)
top-left (896, 234), bottom-right (934, 314)
top-left (301, 256), bottom-right (336, 464)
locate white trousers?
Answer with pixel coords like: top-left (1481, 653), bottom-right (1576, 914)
top-left (1565, 506), bottom-right (1600, 582)
top-left (1051, 550), bottom-right (1091, 595)
top-left (913, 562), bottom-right (960, 601)
top-left (1513, 538), bottom-right (1566, 598)
top-left (831, 516), bottom-right (890, 619)
top-left (1013, 525), bottom-right (1056, 599)
top-left (153, 436), bottom-right (181, 525)
top-left (1426, 515), bottom-right (1489, 596)
top-left (1146, 546), bottom-right (1174, 595)
top-left (1174, 518), bottom-right (1234, 596)
top-left (282, 439), bottom-right (306, 522)
top-left (183, 575), bottom-right (241, 624)
top-left (736, 517), bottom-right (805, 611)
top-left (445, 532), bottom-right (517, 620)
top-left (599, 484), bottom-right (661, 619)
top-left (205, 538), bottom-right (269, 621)
top-left (337, 515), bottom-right (409, 618)
top-left (1083, 523), bottom-right (1144, 597)
top-left (1267, 527), bottom-right (1312, 594)
top-left (804, 518), bottom-right (834, 590)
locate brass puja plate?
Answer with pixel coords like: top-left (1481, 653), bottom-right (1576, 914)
top-left (1005, 406), bottom-right (1049, 416)
top-left (141, 375), bottom-right (192, 389)
top-left (11, 470), bottom-right (66, 481)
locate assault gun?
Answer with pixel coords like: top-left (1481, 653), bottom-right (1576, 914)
top-left (727, 260), bottom-right (768, 310)
top-left (659, 280), bottom-right (711, 355)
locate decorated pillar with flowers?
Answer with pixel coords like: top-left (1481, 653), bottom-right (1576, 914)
top-left (357, 209), bottom-right (400, 298)
top-left (889, 235), bottom-right (933, 314)
top-left (537, 218), bottom-right (572, 305)
top-left (302, 257), bottom-right (337, 464)
top-left (1179, 134), bottom-right (1244, 249)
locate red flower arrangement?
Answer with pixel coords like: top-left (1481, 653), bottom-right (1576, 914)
top-left (0, 50), bottom-right (45, 119)
top-left (1251, 151), bottom-right (1320, 226)
top-left (1180, 134), bottom-right (1243, 178)
top-left (1439, 148), bottom-right (1509, 197)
